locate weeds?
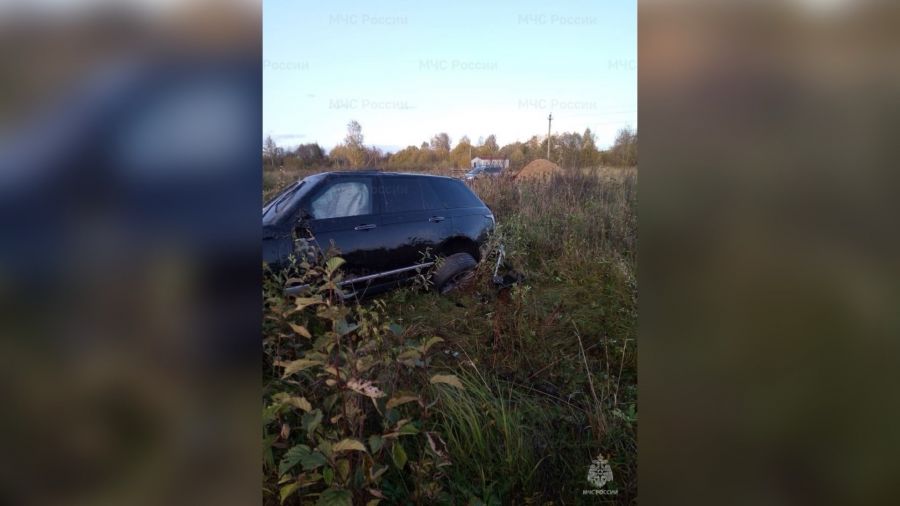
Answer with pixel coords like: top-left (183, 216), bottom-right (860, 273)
top-left (263, 256), bottom-right (458, 505)
top-left (433, 368), bottom-right (546, 503)
top-left (263, 170), bottom-right (637, 504)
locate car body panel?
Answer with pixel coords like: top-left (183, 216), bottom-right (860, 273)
top-left (373, 175), bottom-right (453, 270)
top-left (377, 209), bottom-right (450, 270)
top-left (262, 171), bottom-right (493, 283)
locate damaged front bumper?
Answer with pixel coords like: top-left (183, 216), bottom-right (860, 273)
top-left (491, 244), bottom-right (524, 289)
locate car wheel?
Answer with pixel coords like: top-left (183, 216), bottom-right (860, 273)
top-left (433, 252), bottom-right (477, 294)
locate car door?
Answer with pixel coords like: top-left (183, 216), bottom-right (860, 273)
top-left (374, 176), bottom-right (450, 271)
top-left (304, 176), bottom-right (379, 271)
top-left (427, 176), bottom-right (491, 243)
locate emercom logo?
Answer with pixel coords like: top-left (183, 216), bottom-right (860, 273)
top-left (583, 454), bottom-right (618, 496)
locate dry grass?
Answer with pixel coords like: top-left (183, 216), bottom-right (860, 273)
top-left (580, 165), bottom-right (638, 181)
top-left (263, 167), bottom-right (638, 503)
top-left (390, 170), bottom-right (638, 502)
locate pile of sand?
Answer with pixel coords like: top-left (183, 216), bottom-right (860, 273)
top-left (514, 159), bottom-right (562, 181)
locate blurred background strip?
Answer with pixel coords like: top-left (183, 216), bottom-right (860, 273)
top-left (0, 1), bottom-right (261, 505)
top-left (640, 0), bottom-right (900, 504)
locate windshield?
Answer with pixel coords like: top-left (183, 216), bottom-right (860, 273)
top-left (262, 180), bottom-right (308, 225)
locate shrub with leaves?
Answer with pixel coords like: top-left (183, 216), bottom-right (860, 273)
top-left (263, 256), bottom-right (461, 505)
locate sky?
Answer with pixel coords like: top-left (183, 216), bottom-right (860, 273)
top-left (263, 0), bottom-right (636, 152)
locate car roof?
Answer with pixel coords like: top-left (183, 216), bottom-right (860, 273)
top-left (318, 170), bottom-right (457, 181)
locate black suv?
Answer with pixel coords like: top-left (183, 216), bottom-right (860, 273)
top-left (263, 171), bottom-right (495, 296)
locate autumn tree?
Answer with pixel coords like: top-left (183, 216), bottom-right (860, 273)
top-left (581, 128), bottom-right (600, 167)
top-left (335, 120), bottom-right (367, 168)
top-left (473, 134), bottom-right (499, 157)
top-left (378, 127), bottom-right (622, 171)
top-left (263, 135), bottom-right (278, 168)
top-left (386, 145), bottom-right (421, 170)
top-left (365, 146), bottom-right (386, 168)
top-left (483, 134), bottom-right (499, 153)
top-left (430, 132), bottom-right (451, 152)
top-left (609, 126), bottom-right (637, 166)
top-left (345, 120), bottom-right (364, 148)
top-left (294, 143), bottom-right (326, 167)
top-left (499, 142), bottom-right (527, 170)
top-left (450, 135), bottom-right (473, 168)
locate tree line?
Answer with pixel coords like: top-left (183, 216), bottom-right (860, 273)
top-left (263, 120), bottom-right (637, 172)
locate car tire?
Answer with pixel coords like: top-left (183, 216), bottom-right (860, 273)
top-left (432, 252), bottom-right (477, 294)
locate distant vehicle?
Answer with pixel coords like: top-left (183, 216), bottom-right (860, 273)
top-left (463, 165), bottom-right (502, 181)
top-left (263, 171), bottom-right (496, 296)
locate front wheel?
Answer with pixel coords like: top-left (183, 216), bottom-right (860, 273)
top-left (432, 253), bottom-right (477, 294)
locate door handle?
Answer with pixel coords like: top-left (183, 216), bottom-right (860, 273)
top-left (428, 216), bottom-right (445, 223)
top-left (354, 224), bottom-right (376, 231)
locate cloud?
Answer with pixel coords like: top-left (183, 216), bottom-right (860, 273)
top-left (272, 133), bottom-right (306, 142)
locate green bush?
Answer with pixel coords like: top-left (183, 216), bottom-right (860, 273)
top-left (263, 258), bottom-right (460, 505)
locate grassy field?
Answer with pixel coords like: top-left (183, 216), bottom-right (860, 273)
top-left (263, 168), bottom-right (637, 504)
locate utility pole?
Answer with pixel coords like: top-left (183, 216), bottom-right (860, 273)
top-left (546, 113), bottom-right (553, 159)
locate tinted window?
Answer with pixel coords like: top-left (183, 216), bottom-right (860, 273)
top-left (429, 178), bottom-right (484, 209)
top-left (381, 177), bottom-right (424, 213)
top-left (418, 178), bottom-right (443, 210)
top-left (310, 179), bottom-right (372, 219)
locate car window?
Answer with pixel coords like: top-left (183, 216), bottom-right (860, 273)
top-left (429, 178), bottom-right (483, 209)
top-left (418, 178), bottom-right (443, 210)
top-left (310, 180), bottom-right (372, 219)
top-left (381, 177), bottom-right (424, 213)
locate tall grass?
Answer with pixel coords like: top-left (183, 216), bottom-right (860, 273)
top-left (264, 168), bottom-right (638, 504)
top-left (433, 368), bottom-right (544, 502)
top-left (473, 170), bottom-right (637, 280)
top-left (391, 170), bottom-right (638, 503)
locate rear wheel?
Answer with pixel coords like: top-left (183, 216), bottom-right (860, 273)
top-left (432, 252), bottom-right (477, 294)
